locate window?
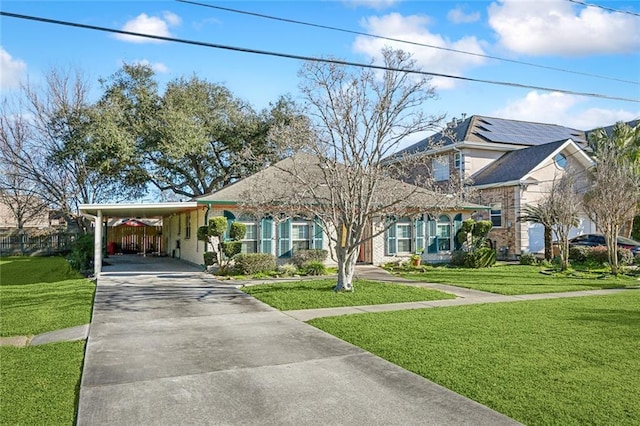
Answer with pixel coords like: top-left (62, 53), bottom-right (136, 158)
top-left (291, 222), bottom-right (310, 252)
top-left (241, 223), bottom-right (258, 253)
top-left (436, 215), bottom-right (451, 251)
top-left (454, 152), bottom-right (462, 170)
top-left (396, 223), bottom-right (412, 253)
top-left (177, 214), bottom-right (181, 235)
top-left (185, 214), bottom-right (191, 239)
top-left (490, 203), bottom-right (502, 227)
top-left (554, 153), bottom-right (567, 169)
top-left (432, 156), bottom-right (449, 181)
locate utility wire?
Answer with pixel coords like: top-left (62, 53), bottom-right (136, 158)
top-left (1, 11), bottom-right (638, 103)
top-left (176, 0), bottom-right (639, 86)
top-left (566, 0), bottom-right (640, 17)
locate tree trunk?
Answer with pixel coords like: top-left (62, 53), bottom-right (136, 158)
top-left (335, 248), bottom-right (358, 292)
top-left (544, 226), bottom-right (552, 261)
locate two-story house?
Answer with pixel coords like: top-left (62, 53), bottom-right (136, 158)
top-left (394, 115), bottom-right (596, 259)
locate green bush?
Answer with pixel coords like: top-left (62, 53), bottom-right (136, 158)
top-left (203, 252), bottom-right (215, 266)
top-left (569, 246), bottom-right (589, 263)
top-left (291, 249), bottom-right (328, 268)
top-left (277, 263), bottom-right (298, 276)
top-left (450, 250), bottom-right (467, 267)
top-left (303, 260), bottom-right (327, 276)
top-left (618, 248), bottom-right (634, 266)
top-left (221, 241), bottom-right (242, 260)
top-left (634, 254), bottom-right (640, 266)
top-left (234, 253), bottom-right (276, 275)
top-left (464, 247), bottom-right (497, 268)
top-left (519, 253), bottom-right (538, 265)
top-left (585, 246), bottom-right (609, 265)
top-left (66, 233), bottom-right (94, 273)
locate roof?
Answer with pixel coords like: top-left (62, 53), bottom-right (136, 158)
top-left (395, 115), bottom-right (587, 156)
top-left (198, 153), bottom-right (487, 211)
top-left (470, 140), bottom-right (568, 186)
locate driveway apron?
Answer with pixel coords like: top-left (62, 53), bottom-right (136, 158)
top-left (77, 261), bottom-right (519, 425)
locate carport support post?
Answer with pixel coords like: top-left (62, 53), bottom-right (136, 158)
top-left (94, 210), bottom-right (103, 276)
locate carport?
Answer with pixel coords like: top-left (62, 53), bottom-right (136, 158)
top-left (79, 202), bottom-right (200, 276)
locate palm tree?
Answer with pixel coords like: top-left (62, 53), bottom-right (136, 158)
top-left (519, 203), bottom-right (553, 261)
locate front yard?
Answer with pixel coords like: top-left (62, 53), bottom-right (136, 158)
top-left (0, 256), bottom-right (95, 425)
top-left (395, 264), bottom-right (639, 295)
top-left (309, 291), bottom-right (640, 425)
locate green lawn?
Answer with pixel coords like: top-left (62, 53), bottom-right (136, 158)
top-left (242, 278), bottom-right (455, 310)
top-left (0, 341), bottom-right (86, 425)
top-left (309, 291), bottom-right (640, 425)
top-left (0, 256), bottom-right (95, 426)
top-left (1, 256), bottom-right (96, 337)
top-left (399, 264), bottom-right (639, 295)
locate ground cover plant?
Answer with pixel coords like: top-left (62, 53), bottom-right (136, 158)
top-left (1, 256), bottom-right (96, 336)
top-left (241, 278), bottom-right (454, 310)
top-left (309, 291), bottom-right (640, 425)
top-left (392, 264), bottom-right (638, 295)
top-left (0, 256), bottom-right (95, 425)
top-left (0, 341), bottom-right (86, 425)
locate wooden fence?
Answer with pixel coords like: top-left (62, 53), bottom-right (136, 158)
top-left (0, 232), bottom-right (78, 256)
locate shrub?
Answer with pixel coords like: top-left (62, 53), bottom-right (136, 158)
top-left (569, 246), bottom-right (589, 263)
top-left (519, 253), bottom-right (538, 265)
top-left (291, 249), bottom-right (328, 268)
top-left (585, 246), bottom-right (609, 265)
top-left (450, 250), bottom-right (467, 267)
top-left (277, 263), bottom-right (298, 276)
top-left (303, 260), bottom-right (327, 276)
top-left (234, 253), bottom-right (276, 275)
top-left (203, 252), bottom-right (215, 266)
top-left (634, 254), bottom-right (640, 266)
top-left (66, 233), bottom-right (94, 273)
top-left (618, 248), bottom-right (634, 266)
top-left (464, 247), bottom-right (497, 268)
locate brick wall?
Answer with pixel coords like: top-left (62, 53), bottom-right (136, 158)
top-left (474, 186), bottom-right (519, 259)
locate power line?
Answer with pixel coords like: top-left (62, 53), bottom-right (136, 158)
top-left (566, 0), bottom-right (640, 17)
top-left (176, 0), bottom-right (639, 86)
top-left (1, 11), bottom-right (638, 103)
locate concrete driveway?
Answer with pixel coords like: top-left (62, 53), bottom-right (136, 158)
top-left (77, 259), bottom-right (519, 425)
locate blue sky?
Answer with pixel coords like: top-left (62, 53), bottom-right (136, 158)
top-left (1, 0), bottom-right (639, 149)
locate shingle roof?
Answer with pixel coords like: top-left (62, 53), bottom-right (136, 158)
top-left (395, 115), bottom-right (586, 156)
top-left (470, 140), bottom-right (567, 186)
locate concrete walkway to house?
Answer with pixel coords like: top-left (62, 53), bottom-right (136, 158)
top-left (76, 257), bottom-right (519, 425)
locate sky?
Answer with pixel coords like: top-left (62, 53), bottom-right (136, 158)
top-left (1, 0), bottom-right (639, 150)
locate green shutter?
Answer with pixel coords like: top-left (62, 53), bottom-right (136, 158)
top-left (427, 215), bottom-right (437, 254)
top-left (415, 216), bottom-right (425, 253)
top-left (453, 213), bottom-right (463, 250)
top-left (386, 222), bottom-right (397, 255)
top-left (261, 217), bottom-right (273, 255)
top-left (223, 210), bottom-right (235, 240)
top-left (278, 218), bottom-right (291, 258)
top-left (313, 218), bottom-right (323, 250)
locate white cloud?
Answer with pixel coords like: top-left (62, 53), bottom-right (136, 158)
top-left (114, 12), bottom-right (181, 44)
top-left (131, 59), bottom-right (169, 74)
top-left (492, 91), bottom-right (639, 130)
top-left (0, 47), bottom-right (26, 89)
top-left (344, 0), bottom-right (399, 10)
top-left (488, 0), bottom-right (640, 56)
top-left (353, 13), bottom-right (486, 89)
top-left (447, 7), bottom-right (481, 24)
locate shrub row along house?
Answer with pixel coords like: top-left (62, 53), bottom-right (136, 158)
top-left (80, 115), bottom-right (620, 275)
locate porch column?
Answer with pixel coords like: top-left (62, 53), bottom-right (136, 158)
top-left (94, 210), bottom-right (103, 276)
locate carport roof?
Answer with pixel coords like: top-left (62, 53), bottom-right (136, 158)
top-left (79, 202), bottom-right (200, 218)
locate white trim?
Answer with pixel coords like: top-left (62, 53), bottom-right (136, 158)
top-left (79, 202), bottom-right (200, 218)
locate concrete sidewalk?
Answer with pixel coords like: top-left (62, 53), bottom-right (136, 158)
top-left (77, 270), bottom-right (519, 425)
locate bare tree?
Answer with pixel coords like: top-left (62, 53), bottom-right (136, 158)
top-left (584, 124), bottom-right (640, 275)
top-left (243, 48), bottom-right (463, 291)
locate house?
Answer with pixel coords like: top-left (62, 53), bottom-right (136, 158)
top-left (394, 115), bottom-right (596, 259)
top-left (80, 154), bottom-right (487, 274)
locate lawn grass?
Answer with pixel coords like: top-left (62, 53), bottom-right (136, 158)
top-left (1, 256), bottom-right (96, 337)
top-left (309, 291), bottom-right (640, 425)
top-left (0, 341), bottom-right (86, 425)
top-left (399, 264), bottom-right (639, 295)
top-left (242, 278), bottom-right (455, 310)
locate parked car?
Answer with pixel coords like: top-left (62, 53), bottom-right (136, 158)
top-left (568, 233), bottom-right (640, 256)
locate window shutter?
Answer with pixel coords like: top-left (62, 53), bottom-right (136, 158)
top-left (313, 218), bottom-right (323, 250)
top-left (427, 215), bottom-right (437, 254)
top-left (261, 217), bottom-right (273, 255)
top-left (453, 213), bottom-right (463, 250)
top-left (386, 222), bottom-right (397, 255)
top-left (415, 216), bottom-right (425, 253)
top-left (223, 210), bottom-right (235, 240)
top-left (278, 218), bottom-right (291, 258)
